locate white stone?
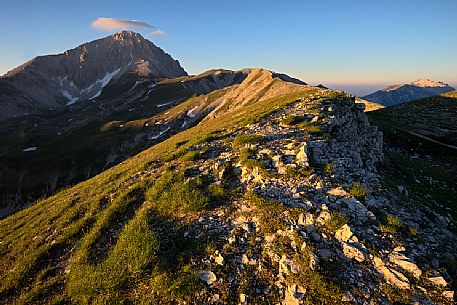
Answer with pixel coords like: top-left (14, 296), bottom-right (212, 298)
top-left (388, 252), bottom-right (421, 279)
top-left (335, 224), bottom-right (353, 242)
top-left (428, 276), bottom-right (447, 287)
top-left (199, 270), bottom-right (217, 285)
top-left (373, 256), bottom-right (410, 289)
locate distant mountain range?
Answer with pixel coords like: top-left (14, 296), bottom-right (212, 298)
top-left (363, 78), bottom-right (455, 106)
top-left (0, 31), bottom-right (187, 119)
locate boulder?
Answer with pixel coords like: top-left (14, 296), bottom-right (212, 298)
top-left (283, 284), bottom-right (306, 305)
top-left (199, 270), bottom-right (217, 285)
top-left (428, 276), bottom-right (447, 287)
top-left (343, 241), bottom-right (367, 262)
top-left (388, 252), bottom-right (421, 279)
top-left (335, 224), bottom-right (353, 243)
top-left (373, 257), bottom-right (410, 289)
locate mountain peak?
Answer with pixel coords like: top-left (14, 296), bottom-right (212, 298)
top-left (0, 31), bottom-right (187, 118)
top-left (410, 78), bottom-right (448, 88)
top-left (111, 30), bottom-right (144, 41)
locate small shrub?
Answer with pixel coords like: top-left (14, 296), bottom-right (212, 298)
top-left (297, 122), bottom-right (323, 135)
top-left (326, 211), bottom-right (348, 230)
top-left (194, 134), bottom-right (216, 145)
top-left (286, 166), bottom-right (313, 179)
top-left (406, 226), bottom-right (417, 237)
top-left (181, 150), bottom-right (201, 161)
top-left (281, 115), bottom-right (304, 126)
top-left (323, 163), bottom-right (333, 174)
top-left (380, 215), bottom-right (403, 235)
top-left (349, 182), bottom-right (368, 199)
top-left (232, 134), bottom-right (264, 148)
top-left (239, 147), bottom-right (255, 160)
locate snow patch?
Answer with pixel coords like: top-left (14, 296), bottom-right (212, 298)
top-left (157, 101), bottom-right (174, 107)
top-left (148, 127), bottom-right (170, 140)
top-left (62, 90), bottom-right (79, 105)
top-left (22, 146), bottom-right (37, 152)
top-left (86, 67), bottom-right (122, 100)
top-left (187, 106), bottom-right (200, 118)
top-left (130, 81), bottom-right (141, 91)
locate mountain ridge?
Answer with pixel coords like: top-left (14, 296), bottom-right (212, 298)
top-left (363, 78), bottom-right (455, 106)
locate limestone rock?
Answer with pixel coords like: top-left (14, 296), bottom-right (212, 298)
top-left (279, 255), bottom-right (300, 275)
top-left (373, 256), bottom-right (410, 289)
top-left (388, 252), bottom-right (421, 279)
top-left (283, 284), bottom-right (306, 305)
top-left (298, 213), bottom-right (315, 226)
top-left (335, 224), bottom-right (353, 243)
top-left (199, 270), bottom-right (217, 285)
top-left (296, 143), bottom-right (309, 166)
top-left (343, 241), bottom-right (367, 262)
top-left (428, 276), bottom-right (447, 287)
top-left (327, 187), bottom-right (349, 197)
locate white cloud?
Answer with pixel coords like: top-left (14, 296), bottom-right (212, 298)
top-left (148, 29), bottom-right (167, 37)
top-left (91, 17), bottom-right (153, 31)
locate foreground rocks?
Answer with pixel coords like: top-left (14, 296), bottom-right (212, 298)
top-left (164, 93), bottom-right (456, 304)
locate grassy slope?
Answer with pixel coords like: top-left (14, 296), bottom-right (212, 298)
top-left (369, 91), bottom-right (457, 146)
top-left (0, 81), bottom-right (321, 303)
top-left (0, 70), bottom-right (247, 213)
top-left (367, 92), bottom-right (457, 222)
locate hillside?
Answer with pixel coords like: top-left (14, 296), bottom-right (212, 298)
top-left (0, 68), bottom-right (249, 217)
top-left (355, 98), bottom-right (385, 112)
top-left (369, 91), bottom-right (457, 147)
top-left (1, 79), bottom-right (455, 304)
top-left (363, 79), bottom-right (455, 106)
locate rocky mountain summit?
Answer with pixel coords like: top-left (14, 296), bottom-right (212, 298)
top-left (363, 79), bottom-right (455, 106)
top-left (0, 80), bottom-right (455, 303)
top-left (0, 31), bottom-right (187, 118)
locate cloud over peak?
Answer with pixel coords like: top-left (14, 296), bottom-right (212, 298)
top-left (91, 17), bottom-right (153, 31)
top-left (148, 29), bottom-right (167, 37)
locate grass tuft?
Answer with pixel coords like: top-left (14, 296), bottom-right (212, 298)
top-left (232, 134), bottom-right (264, 148)
top-left (349, 182), bottom-right (368, 199)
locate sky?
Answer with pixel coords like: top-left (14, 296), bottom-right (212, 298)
top-left (1, 0), bottom-right (456, 96)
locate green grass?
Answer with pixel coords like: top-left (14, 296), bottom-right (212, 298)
top-left (0, 86), bottom-right (321, 302)
top-left (180, 150), bottom-right (202, 161)
top-left (379, 214), bottom-right (417, 238)
top-left (67, 203), bottom-right (159, 304)
top-left (326, 211), bottom-right (348, 231)
top-left (281, 115), bottom-right (304, 126)
top-left (232, 134), bottom-right (264, 148)
top-left (349, 182), bottom-right (369, 199)
top-left (285, 166), bottom-right (313, 179)
top-left (298, 122), bottom-right (323, 135)
top-left (380, 214), bottom-right (404, 235)
top-left (245, 192), bottom-right (285, 233)
top-left (146, 172), bottom-right (226, 214)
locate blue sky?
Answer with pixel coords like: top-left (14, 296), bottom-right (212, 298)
top-left (1, 0), bottom-right (456, 94)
